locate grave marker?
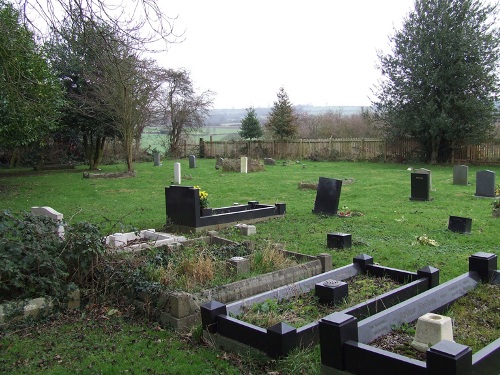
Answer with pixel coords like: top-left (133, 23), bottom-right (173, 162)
top-left (153, 152), bottom-right (161, 166)
top-left (475, 170), bottom-right (496, 197)
top-left (31, 206), bottom-right (64, 238)
top-left (453, 165), bottom-right (468, 185)
top-left (173, 162), bottom-right (181, 184)
top-left (410, 172), bottom-right (432, 201)
top-left (240, 156), bottom-right (248, 173)
top-left (415, 168), bottom-right (433, 191)
top-left (448, 216), bottom-right (472, 234)
top-left (189, 155), bottom-right (196, 169)
top-left (313, 177), bottom-right (343, 216)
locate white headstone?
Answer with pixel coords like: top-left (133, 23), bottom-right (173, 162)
top-left (31, 206), bottom-right (64, 238)
top-left (173, 162), bottom-right (181, 184)
top-left (240, 156), bottom-right (248, 174)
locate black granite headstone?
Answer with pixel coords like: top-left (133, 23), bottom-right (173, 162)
top-left (313, 177), bottom-right (343, 216)
top-left (410, 172), bottom-right (432, 201)
top-left (448, 216), bottom-right (472, 234)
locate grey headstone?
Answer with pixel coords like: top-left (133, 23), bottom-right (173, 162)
top-left (189, 155), bottom-right (196, 169)
top-left (453, 165), bottom-right (468, 185)
top-left (215, 157), bottom-right (224, 170)
top-left (312, 177), bottom-right (343, 216)
top-left (475, 170), bottom-right (495, 197)
top-left (153, 152), bottom-right (161, 166)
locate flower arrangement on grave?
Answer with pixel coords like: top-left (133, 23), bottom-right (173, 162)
top-left (495, 184), bottom-right (500, 197)
top-left (337, 206), bottom-right (364, 218)
top-left (194, 185), bottom-right (209, 209)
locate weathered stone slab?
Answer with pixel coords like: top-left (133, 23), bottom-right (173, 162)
top-left (475, 170), bottom-right (496, 197)
top-left (453, 165), bottom-right (468, 185)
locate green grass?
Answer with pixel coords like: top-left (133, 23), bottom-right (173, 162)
top-left (1, 160), bottom-right (499, 373)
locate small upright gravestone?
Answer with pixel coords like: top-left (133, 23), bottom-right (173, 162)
top-left (475, 170), bottom-right (496, 197)
top-left (448, 215), bottom-right (472, 234)
top-left (215, 157), bottom-right (224, 170)
top-left (173, 162), bottom-right (181, 184)
top-left (410, 172), bottom-right (432, 201)
top-left (153, 152), bottom-right (161, 167)
top-left (189, 155), bottom-right (196, 169)
top-left (453, 165), bottom-right (468, 185)
top-left (240, 156), bottom-right (248, 173)
top-left (312, 177), bottom-right (343, 216)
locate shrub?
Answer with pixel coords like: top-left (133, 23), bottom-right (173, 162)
top-left (0, 211), bottom-right (105, 304)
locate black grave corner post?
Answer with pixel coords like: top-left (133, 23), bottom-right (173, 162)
top-left (200, 300), bottom-right (227, 334)
top-left (319, 312), bottom-right (358, 371)
top-left (469, 252), bottom-right (498, 283)
top-left (353, 254), bottom-right (374, 274)
top-left (417, 265), bottom-right (440, 289)
top-left (266, 322), bottom-right (297, 359)
top-left (427, 340), bottom-right (472, 375)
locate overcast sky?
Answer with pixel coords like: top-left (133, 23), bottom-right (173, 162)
top-left (157, 1), bottom-right (416, 109)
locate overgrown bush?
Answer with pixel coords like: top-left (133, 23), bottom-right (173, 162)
top-left (0, 211), bottom-right (105, 304)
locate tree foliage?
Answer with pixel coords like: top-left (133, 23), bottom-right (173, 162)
top-left (266, 87), bottom-right (297, 139)
top-left (47, 17), bottom-right (119, 170)
top-left (0, 0), bottom-right (63, 152)
top-left (239, 107), bottom-right (262, 140)
top-left (373, 0), bottom-right (500, 163)
top-left (157, 69), bottom-right (214, 158)
top-left (48, 14), bottom-right (161, 172)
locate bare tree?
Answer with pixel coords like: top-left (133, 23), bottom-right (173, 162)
top-left (16, 0), bottom-right (179, 49)
top-left (157, 69), bottom-right (214, 158)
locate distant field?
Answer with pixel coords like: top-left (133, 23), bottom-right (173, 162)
top-left (141, 105), bottom-right (367, 150)
top-left (141, 124), bottom-right (240, 150)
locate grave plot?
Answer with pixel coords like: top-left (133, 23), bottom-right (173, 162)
top-left (201, 254), bottom-right (439, 358)
top-left (102, 233), bottom-right (330, 330)
top-left (165, 185), bottom-right (286, 233)
top-left (319, 252), bottom-right (500, 375)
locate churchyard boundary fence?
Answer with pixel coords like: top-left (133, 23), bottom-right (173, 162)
top-left (181, 138), bottom-right (500, 164)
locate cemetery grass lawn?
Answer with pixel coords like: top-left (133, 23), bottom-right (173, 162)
top-left (1, 159), bottom-right (499, 373)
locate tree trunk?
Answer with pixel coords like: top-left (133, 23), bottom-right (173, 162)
top-left (9, 148), bottom-right (20, 168)
top-left (430, 136), bottom-right (440, 164)
top-left (92, 136), bottom-right (106, 170)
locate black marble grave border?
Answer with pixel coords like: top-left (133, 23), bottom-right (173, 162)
top-left (319, 252), bottom-right (500, 375)
top-left (200, 254), bottom-right (438, 358)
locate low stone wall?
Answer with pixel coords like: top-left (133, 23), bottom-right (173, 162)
top-left (0, 289), bottom-right (81, 325)
top-left (133, 247), bottom-right (330, 330)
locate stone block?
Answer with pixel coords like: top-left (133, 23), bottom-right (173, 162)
top-left (315, 279), bottom-right (348, 304)
top-left (227, 257), bottom-right (250, 276)
top-left (317, 253), bottom-right (332, 272)
top-left (411, 313), bottom-right (454, 352)
top-left (168, 292), bottom-right (199, 318)
top-left (327, 232), bottom-right (352, 249)
top-left (240, 224), bottom-right (256, 236)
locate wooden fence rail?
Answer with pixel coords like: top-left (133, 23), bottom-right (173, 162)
top-left (180, 138), bottom-right (500, 164)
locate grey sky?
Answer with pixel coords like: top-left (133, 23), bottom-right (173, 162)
top-left (158, 1), bottom-right (416, 109)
